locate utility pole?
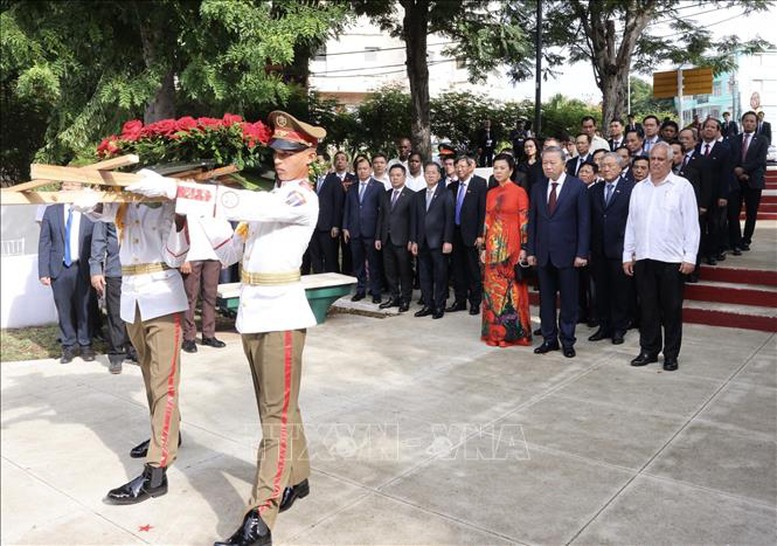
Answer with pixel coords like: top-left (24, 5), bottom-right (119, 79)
top-left (534, 0), bottom-right (542, 136)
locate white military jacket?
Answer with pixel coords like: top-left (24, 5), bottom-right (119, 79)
top-left (213, 179), bottom-right (318, 334)
top-left (89, 202), bottom-right (189, 322)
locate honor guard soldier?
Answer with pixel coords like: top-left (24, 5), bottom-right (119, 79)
top-left (208, 111), bottom-right (324, 546)
top-left (76, 171), bottom-right (192, 504)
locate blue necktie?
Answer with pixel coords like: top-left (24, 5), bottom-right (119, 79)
top-left (455, 183), bottom-right (466, 225)
top-left (64, 207), bottom-right (73, 267)
top-left (605, 183), bottom-right (614, 206)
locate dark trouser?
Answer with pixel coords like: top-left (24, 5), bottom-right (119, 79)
top-left (351, 236), bottom-right (381, 297)
top-left (727, 186), bottom-right (762, 248)
top-left (591, 256), bottom-right (633, 335)
top-left (451, 228), bottom-right (482, 307)
top-left (51, 263), bottom-right (92, 349)
top-left (698, 208), bottom-right (720, 260)
top-left (577, 265), bottom-right (595, 323)
top-left (105, 276), bottom-right (128, 363)
top-left (634, 259), bottom-right (684, 359)
top-left (714, 204), bottom-right (729, 254)
top-left (309, 230), bottom-right (340, 273)
top-left (383, 243), bottom-right (413, 303)
top-left (537, 262), bottom-right (578, 348)
top-left (418, 244), bottom-right (448, 312)
top-left (340, 234), bottom-right (352, 275)
top-left (183, 260), bottom-right (221, 341)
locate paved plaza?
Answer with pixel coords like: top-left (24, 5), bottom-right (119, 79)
top-left (2, 296), bottom-right (776, 545)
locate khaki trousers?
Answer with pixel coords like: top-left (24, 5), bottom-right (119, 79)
top-left (242, 329), bottom-right (309, 529)
top-left (126, 307), bottom-right (182, 469)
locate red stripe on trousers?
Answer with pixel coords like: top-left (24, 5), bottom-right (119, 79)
top-left (258, 330), bottom-right (292, 514)
top-left (159, 313), bottom-right (180, 468)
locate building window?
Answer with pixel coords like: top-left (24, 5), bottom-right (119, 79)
top-left (365, 47), bottom-right (379, 62)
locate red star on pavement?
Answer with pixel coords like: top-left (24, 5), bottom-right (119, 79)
top-left (138, 524), bottom-right (153, 532)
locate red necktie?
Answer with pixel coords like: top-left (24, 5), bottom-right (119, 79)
top-left (704, 143), bottom-right (710, 156)
top-left (742, 134), bottom-right (751, 159)
top-left (548, 182), bottom-right (558, 215)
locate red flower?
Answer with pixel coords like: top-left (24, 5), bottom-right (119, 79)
top-left (197, 117), bottom-right (222, 129)
top-left (242, 121), bottom-right (271, 146)
top-left (142, 118), bottom-right (178, 137)
top-left (176, 116), bottom-right (198, 132)
top-left (222, 113), bottom-right (243, 125)
top-left (97, 135), bottom-right (120, 157)
top-left (120, 120), bottom-right (143, 141)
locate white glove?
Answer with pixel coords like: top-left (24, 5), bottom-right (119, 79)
top-left (126, 168), bottom-right (178, 199)
top-left (70, 188), bottom-right (100, 213)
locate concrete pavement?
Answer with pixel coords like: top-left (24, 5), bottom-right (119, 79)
top-left (2, 303), bottom-right (776, 545)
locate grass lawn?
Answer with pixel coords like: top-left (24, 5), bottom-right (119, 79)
top-left (0, 325), bottom-right (108, 362)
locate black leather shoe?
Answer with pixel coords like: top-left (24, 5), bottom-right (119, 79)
top-left (60, 347), bottom-right (76, 364)
top-left (214, 510), bottom-right (271, 546)
top-left (109, 357), bottom-right (123, 375)
top-left (125, 346), bottom-right (138, 363)
top-left (611, 332), bottom-right (625, 345)
top-left (663, 358), bottom-right (679, 371)
top-left (534, 341), bottom-right (560, 354)
top-left (468, 305), bottom-right (480, 315)
top-left (732, 247), bottom-right (742, 256)
top-left (705, 256), bottom-right (717, 265)
top-left (417, 297), bottom-right (425, 306)
top-left (716, 253), bottom-right (726, 262)
top-left (130, 434), bottom-right (182, 459)
top-left (432, 309), bottom-right (444, 319)
top-left (740, 242), bottom-right (751, 251)
top-left (563, 346), bottom-right (576, 358)
top-left (587, 328), bottom-right (610, 342)
top-left (104, 464), bottom-right (167, 505)
top-left (414, 306), bottom-right (433, 317)
top-left (379, 298), bottom-right (398, 309)
top-left (351, 292), bottom-right (365, 302)
top-left (202, 336), bottom-right (226, 348)
top-left (398, 302), bottom-right (410, 312)
top-left (372, 295), bottom-right (382, 304)
top-left (279, 478), bottom-right (309, 513)
top-left (182, 340), bottom-right (197, 353)
top-left (533, 327), bottom-right (542, 336)
top-left (444, 301), bottom-right (467, 313)
top-left (686, 274), bottom-right (699, 284)
top-left (81, 346), bottom-right (95, 362)
top-left (630, 352), bottom-right (658, 367)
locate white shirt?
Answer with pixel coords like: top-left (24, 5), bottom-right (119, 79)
top-left (373, 171), bottom-right (391, 191)
top-left (214, 179), bottom-right (318, 334)
top-left (406, 172), bottom-right (426, 192)
top-left (546, 172), bottom-right (567, 202)
top-left (591, 135), bottom-right (610, 152)
top-left (63, 204), bottom-right (82, 263)
top-left (89, 202), bottom-right (189, 322)
top-left (623, 172), bottom-right (700, 265)
top-left (387, 158), bottom-right (408, 171)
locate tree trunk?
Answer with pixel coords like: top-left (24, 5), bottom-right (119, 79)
top-left (600, 69), bottom-right (628, 128)
top-left (401, 0), bottom-right (431, 160)
top-left (138, 10), bottom-right (175, 123)
top-left (144, 68), bottom-right (176, 123)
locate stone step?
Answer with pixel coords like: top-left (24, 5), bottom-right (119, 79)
top-left (682, 300), bottom-right (777, 332)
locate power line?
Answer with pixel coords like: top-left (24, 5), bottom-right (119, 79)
top-left (314, 41), bottom-right (457, 57)
top-left (311, 59), bottom-right (454, 78)
top-left (651, 10), bottom-right (749, 39)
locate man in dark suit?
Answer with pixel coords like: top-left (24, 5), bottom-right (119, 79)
top-left (310, 155), bottom-right (346, 273)
top-left (721, 112), bottom-right (739, 140)
top-left (566, 133), bottom-right (592, 176)
top-left (588, 153), bottom-right (635, 345)
top-left (38, 183), bottom-right (96, 364)
top-left (411, 162), bottom-right (454, 319)
top-left (328, 151), bottom-right (356, 274)
top-left (626, 113), bottom-right (644, 138)
top-left (446, 158), bottom-right (487, 315)
top-left (756, 111), bottom-right (772, 145)
top-left (375, 164), bottom-right (415, 312)
top-left (728, 111), bottom-right (769, 253)
top-left (343, 156), bottom-right (384, 303)
top-left (476, 119), bottom-right (498, 167)
top-left (524, 146), bottom-right (591, 358)
top-left (608, 118), bottom-right (625, 151)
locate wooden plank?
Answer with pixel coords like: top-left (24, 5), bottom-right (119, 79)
top-left (29, 164), bottom-right (178, 187)
top-left (193, 165), bottom-right (239, 181)
top-left (0, 190), bottom-right (164, 206)
top-left (1, 179), bottom-right (57, 193)
top-left (85, 154), bottom-right (140, 171)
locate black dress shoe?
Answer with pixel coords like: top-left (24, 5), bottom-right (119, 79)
top-left (740, 242), bottom-right (751, 251)
top-left (125, 346), bottom-right (138, 363)
top-left (372, 295), bottom-right (382, 304)
top-left (469, 305), bottom-right (480, 315)
top-left (533, 327), bottom-right (542, 336)
top-left (587, 328), bottom-right (611, 342)
top-left (563, 346), bottom-right (576, 358)
top-left (586, 319), bottom-right (599, 328)
top-left (444, 301), bottom-right (467, 313)
top-left (732, 247), bottom-right (742, 256)
top-left (705, 256), bottom-right (717, 265)
top-left (686, 274), bottom-right (699, 284)
top-left (663, 358), bottom-right (679, 371)
top-left (716, 253), bottom-right (726, 262)
top-left (182, 340), bottom-right (198, 353)
top-left (214, 510), bottom-right (271, 546)
top-left (611, 332), bottom-right (625, 345)
top-left (130, 434), bottom-right (182, 459)
top-left (104, 464), bottom-right (167, 505)
top-left (351, 292), bottom-right (365, 302)
top-left (60, 347), bottom-right (76, 364)
top-left (398, 302), bottom-right (410, 312)
top-left (279, 478), bottom-right (310, 513)
top-left (379, 298), bottom-right (398, 309)
top-left (534, 341), bottom-right (560, 354)
top-left (202, 336), bottom-right (226, 348)
top-left (414, 306), bottom-right (433, 317)
top-left (81, 346), bottom-right (95, 362)
top-left (432, 309), bottom-right (444, 319)
top-left (630, 352), bottom-right (658, 367)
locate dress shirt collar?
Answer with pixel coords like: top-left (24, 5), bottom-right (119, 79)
top-left (426, 183), bottom-right (439, 194)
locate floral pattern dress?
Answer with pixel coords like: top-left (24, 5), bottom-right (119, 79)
top-left (481, 182), bottom-right (532, 347)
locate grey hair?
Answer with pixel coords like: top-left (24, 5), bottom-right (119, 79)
top-left (455, 155), bottom-right (475, 167)
top-left (602, 151), bottom-right (624, 168)
top-left (541, 145), bottom-right (564, 160)
top-left (651, 141), bottom-right (674, 161)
